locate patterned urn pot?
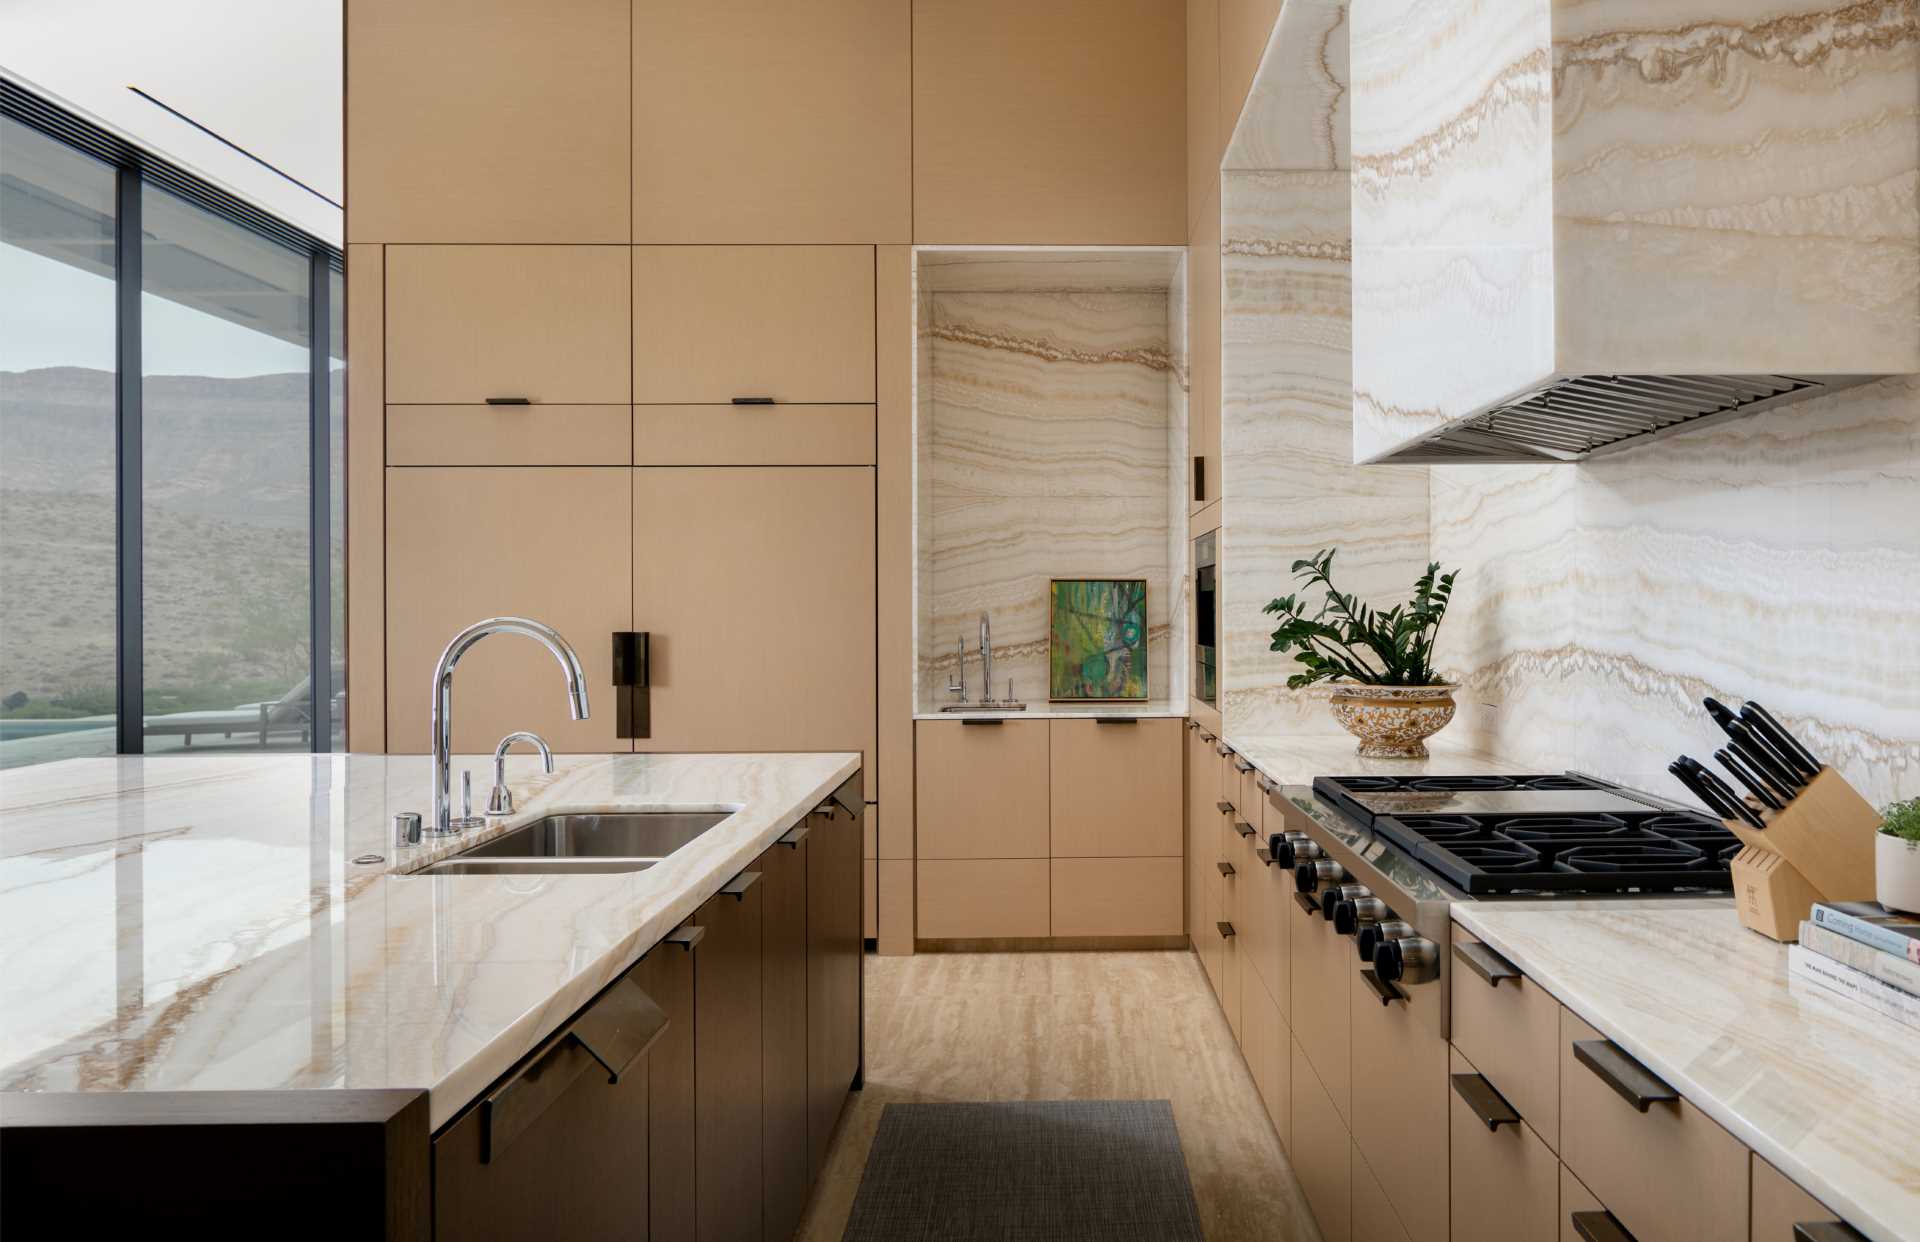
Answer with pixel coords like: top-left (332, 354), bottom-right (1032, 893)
top-left (1326, 684), bottom-right (1458, 758)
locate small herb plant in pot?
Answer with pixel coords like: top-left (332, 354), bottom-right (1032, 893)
top-left (1264, 549), bottom-right (1461, 758)
top-left (1878, 799), bottom-right (1920, 914)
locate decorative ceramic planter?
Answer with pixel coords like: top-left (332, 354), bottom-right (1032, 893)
top-left (1877, 832), bottom-right (1920, 914)
top-left (1326, 684), bottom-right (1458, 759)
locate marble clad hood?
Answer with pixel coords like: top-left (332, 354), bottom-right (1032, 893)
top-left (1347, 0), bottom-right (1920, 464)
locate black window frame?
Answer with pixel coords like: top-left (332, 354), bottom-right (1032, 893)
top-left (3, 77), bottom-right (346, 757)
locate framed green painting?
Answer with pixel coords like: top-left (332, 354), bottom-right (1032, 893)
top-left (1047, 578), bottom-right (1149, 702)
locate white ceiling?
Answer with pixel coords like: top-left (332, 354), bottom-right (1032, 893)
top-left (0, 0), bottom-right (342, 245)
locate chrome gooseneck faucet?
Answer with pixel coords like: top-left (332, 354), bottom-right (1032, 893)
top-left (430, 617), bottom-right (588, 836)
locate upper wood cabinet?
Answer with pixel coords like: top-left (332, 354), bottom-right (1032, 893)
top-left (1187, 201), bottom-right (1221, 513)
top-left (632, 246), bottom-right (875, 405)
top-left (346, 0), bottom-right (630, 243)
top-left (386, 246), bottom-right (631, 405)
top-left (911, 0), bottom-right (1185, 244)
top-left (1186, 0), bottom-right (1221, 235)
top-left (631, 0), bottom-right (910, 242)
top-left (1050, 719), bottom-right (1183, 857)
top-left (633, 406), bottom-right (875, 467)
top-left (384, 467), bottom-right (632, 753)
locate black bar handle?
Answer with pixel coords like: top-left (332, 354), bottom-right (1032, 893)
top-left (1573, 1039), bottom-right (1678, 1112)
top-left (1215, 921), bottom-right (1235, 938)
top-left (1360, 968), bottom-right (1405, 1006)
top-left (1795, 1224), bottom-right (1868, 1242)
top-left (1449, 1072), bottom-right (1521, 1130)
top-left (1571, 1211), bottom-right (1636, 1242)
top-left (961, 717), bottom-right (1004, 726)
top-left (1215, 800), bottom-right (1235, 815)
top-left (484, 395), bottom-right (531, 405)
top-left (1294, 892), bottom-right (1321, 916)
top-left (731, 395), bottom-right (776, 405)
top-left (1197, 729), bottom-right (1216, 743)
top-left (612, 631), bottom-right (651, 741)
top-left (1232, 820), bottom-right (1256, 839)
top-left (1216, 860), bottom-right (1235, 877)
top-left (777, 824), bottom-right (810, 848)
top-left (1232, 757), bottom-right (1254, 773)
top-left (1255, 847), bottom-right (1274, 866)
top-left (663, 925), bottom-right (705, 951)
top-left (1094, 716), bottom-right (1138, 725)
top-left (719, 871), bottom-right (761, 899)
top-left (1454, 940), bottom-right (1523, 987)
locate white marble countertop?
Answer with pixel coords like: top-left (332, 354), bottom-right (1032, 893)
top-left (913, 702), bottom-right (1186, 721)
top-left (1455, 903), bottom-right (1920, 1242)
top-left (0, 750), bottom-right (858, 1129)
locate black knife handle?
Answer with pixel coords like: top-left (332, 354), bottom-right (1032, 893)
top-left (1714, 749), bottom-right (1784, 811)
top-left (1670, 760), bottom-right (1741, 823)
top-left (1676, 756), bottom-right (1763, 828)
top-left (1727, 721), bottom-right (1803, 799)
top-left (1743, 701), bottom-right (1824, 780)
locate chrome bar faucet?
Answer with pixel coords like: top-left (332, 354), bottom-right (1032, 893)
top-left (979, 612), bottom-right (993, 706)
top-left (430, 617), bottom-right (588, 836)
top-left (486, 730), bottom-right (554, 817)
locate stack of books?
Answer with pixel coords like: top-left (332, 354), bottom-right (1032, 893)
top-left (1788, 901), bottom-right (1920, 1031)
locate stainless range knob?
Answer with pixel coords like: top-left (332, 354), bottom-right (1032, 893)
top-left (1374, 935), bottom-right (1440, 985)
top-left (1266, 830), bottom-right (1312, 868)
top-left (1351, 920), bottom-right (1381, 959)
top-left (1322, 884), bottom-right (1371, 921)
top-left (1294, 858), bottom-right (1346, 894)
top-left (1334, 894), bottom-right (1390, 935)
top-left (1357, 918), bottom-right (1414, 962)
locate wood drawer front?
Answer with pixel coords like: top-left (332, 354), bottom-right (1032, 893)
top-left (1049, 718), bottom-right (1183, 857)
top-left (916, 859), bottom-right (1049, 939)
top-left (1289, 861), bottom-right (1353, 1126)
top-left (387, 405), bottom-right (630, 466)
top-left (1558, 1010), bottom-right (1748, 1242)
top-left (633, 404), bottom-right (875, 466)
top-left (346, 0), bottom-right (629, 244)
top-left (862, 860), bottom-right (877, 940)
top-left (386, 246), bottom-right (631, 405)
top-left (1354, 1141), bottom-right (1416, 1242)
top-left (632, 245), bottom-right (874, 404)
top-left (1559, 1165), bottom-right (1605, 1242)
top-left (1450, 1046), bottom-right (1560, 1242)
top-left (1751, 1154), bottom-right (1841, 1242)
top-left (1451, 927), bottom-right (1562, 1152)
top-left (917, 720), bottom-right (1050, 859)
top-left (1291, 1036), bottom-right (1353, 1242)
top-left (1351, 960), bottom-right (1449, 1242)
top-left (1050, 858), bottom-right (1181, 937)
top-left (631, 0), bottom-right (910, 243)
top-left (1235, 814), bottom-right (1277, 1007)
top-left (1220, 916), bottom-right (1243, 1038)
top-left (1249, 968), bottom-right (1291, 1154)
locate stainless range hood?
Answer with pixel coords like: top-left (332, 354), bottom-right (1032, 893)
top-left (1348, 0), bottom-right (1919, 466)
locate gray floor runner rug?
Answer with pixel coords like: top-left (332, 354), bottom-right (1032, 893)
top-left (842, 1099), bottom-right (1205, 1241)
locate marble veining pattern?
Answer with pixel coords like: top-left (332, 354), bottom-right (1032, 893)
top-left (1223, 0), bottom-right (1351, 172)
top-left (1456, 903), bottom-right (1920, 1242)
top-left (0, 750), bottom-right (857, 1128)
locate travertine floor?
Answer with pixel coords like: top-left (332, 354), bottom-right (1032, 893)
top-left (796, 950), bottom-right (1323, 1241)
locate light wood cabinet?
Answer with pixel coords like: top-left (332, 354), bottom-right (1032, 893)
top-left (346, 0), bottom-right (630, 243)
top-left (1350, 947), bottom-right (1448, 1242)
top-left (1050, 719), bottom-right (1183, 857)
top-left (1242, 967), bottom-right (1289, 1153)
top-left (1451, 928), bottom-right (1562, 1153)
top-left (1559, 1165), bottom-right (1605, 1242)
top-left (1353, 1141), bottom-right (1415, 1242)
top-left (1752, 1154), bottom-right (1841, 1242)
top-left (1218, 0), bottom-right (1283, 147)
top-left (1187, 0), bottom-right (1221, 237)
top-left (1558, 1009), bottom-right (1748, 1242)
top-left (1050, 858), bottom-right (1182, 937)
top-left (630, 467), bottom-right (875, 773)
top-left (631, 246), bottom-right (874, 405)
top-left (696, 872), bottom-right (764, 1242)
top-left (1292, 1035), bottom-right (1353, 1242)
top-left (631, 0), bottom-right (909, 243)
top-left (385, 246), bottom-right (631, 405)
top-left (384, 468), bottom-right (631, 753)
top-left (1289, 836), bottom-right (1352, 1125)
top-left (911, 0), bottom-right (1185, 244)
top-left (1188, 725), bottom-right (1224, 988)
top-left (1449, 1046), bottom-right (1560, 1242)
top-left (387, 405), bottom-right (631, 467)
top-left (916, 859), bottom-right (1050, 939)
top-left (633, 405), bottom-right (875, 467)
top-left (917, 721), bottom-right (1050, 860)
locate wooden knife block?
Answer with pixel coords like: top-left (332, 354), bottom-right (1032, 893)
top-left (1722, 767), bottom-right (1880, 942)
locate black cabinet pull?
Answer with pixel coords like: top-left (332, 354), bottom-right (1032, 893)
top-left (1795, 1224), bottom-right (1868, 1242)
top-left (1454, 940), bottom-right (1523, 987)
top-left (1197, 729), bottom-right (1216, 743)
top-left (1232, 820), bottom-right (1256, 839)
top-left (1192, 454), bottom-right (1206, 502)
top-left (1255, 774), bottom-right (1277, 793)
top-left (1359, 967), bottom-right (1405, 1006)
top-left (1232, 757), bottom-right (1253, 773)
top-left (662, 925), bottom-right (705, 951)
top-left (1215, 743), bottom-right (1233, 758)
top-left (777, 824), bottom-right (809, 848)
top-left (730, 395), bottom-right (775, 405)
top-left (1094, 716), bottom-right (1137, 725)
top-left (612, 631), bottom-right (651, 740)
top-left (1294, 892), bottom-right (1321, 916)
top-left (484, 395), bottom-right (531, 405)
top-left (1571, 1210), bottom-right (1636, 1242)
top-left (1216, 860), bottom-right (1235, 877)
top-left (718, 871), bottom-right (761, 899)
top-left (1449, 1072), bottom-right (1521, 1130)
top-left (1215, 800), bottom-right (1235, 815)
top-left (960, 717), bottom-right (1004, 726)
top-left (1216, 921), bottom-right (1235, 939)
top-left (1255, 846), bottom-right (1274, 866)
top-left (1573, 1039), bottom-right (1678, 1112)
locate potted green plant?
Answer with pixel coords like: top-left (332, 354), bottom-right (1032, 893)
top-left (1878, 799), bottom-right (1920, 914)
top-left (1264, 549), bottom-right (1461, 757)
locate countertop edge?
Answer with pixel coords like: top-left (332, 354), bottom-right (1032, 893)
top-left (1449, 904), bottom-right (1904, 1242)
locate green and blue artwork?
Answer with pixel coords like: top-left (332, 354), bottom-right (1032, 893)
top-left (1048, 578), bottom-right (1149, 701)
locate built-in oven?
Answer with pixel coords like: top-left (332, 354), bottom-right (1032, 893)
top-left (1193, 530), bottom-right (1216, 706)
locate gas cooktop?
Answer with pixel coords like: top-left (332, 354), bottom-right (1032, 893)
top-left (1312, 773), bottom-right (1739, 897)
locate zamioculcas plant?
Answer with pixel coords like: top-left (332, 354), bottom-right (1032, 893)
top-left (1263, 549), bottom-right (1458, 689)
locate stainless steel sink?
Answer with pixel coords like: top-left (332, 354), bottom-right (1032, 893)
top-left (414, 810), bottom-right (734, 876)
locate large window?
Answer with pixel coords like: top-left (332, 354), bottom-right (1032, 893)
top-left (0, 100), bottom-right (343, 768)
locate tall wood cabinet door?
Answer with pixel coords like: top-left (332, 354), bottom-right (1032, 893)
top-left (1449, 1047), bottom-right (1559, 1242)
top-left (632, 247), bottom-right (874, 405)
top-left (1350, 962), bottom-right (1448, 1242)
top-left (386, 246), bottom-right (631, 406)
top-left (697, 873), bottom-right (764, 1242)
top-left (385, 468), bottom-right (630, 753)
top-left (1049, 719), bottom-right (1183, 857)
top-left (1187, 726), bottom-right (1223, 987)
top-left (806, 801), bottom-right (863, 1180)
top-left (346, 0), bottom-right (630, 243)
top-left (757, 838), bottom-right (808, 1242)
top-left (1187, 0), bottom-right (1220, 236)
top-left (640, 926), bottom-right (699, 1242)
top-left (1188, 199), bottom-right (1222, 513)
top-left (1291, 1036), bottom-right (1352, 1242)
top-left (632, 0), bottom-right (909, 243)
top-left (631, 467), bottom-right (875, 771)
top-left (916, 720), bottom-right (1050, 859)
